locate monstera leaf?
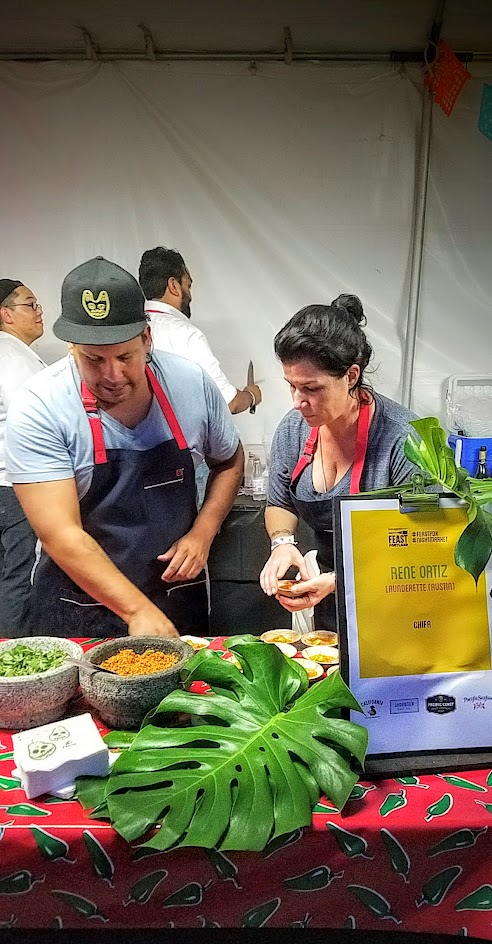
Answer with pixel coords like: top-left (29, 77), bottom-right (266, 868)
top-left (76, 638), bottom-right (367, 853)
top-left (365, 417), bottom-right (492, 583)
top-left (404, 418), bottom-right (472, 498)
top-left (404, 418), bottom-right (492, 583)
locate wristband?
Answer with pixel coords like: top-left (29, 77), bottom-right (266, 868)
top-left (245, 387), bottom-right (256, 408)
top-left (270, 534), bottom-right (298, 551)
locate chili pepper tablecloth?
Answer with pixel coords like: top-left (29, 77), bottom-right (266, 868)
top-left (1, 640), bottom-right (492, 935)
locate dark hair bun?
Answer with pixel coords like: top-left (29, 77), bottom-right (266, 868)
top-left (331, 293), bottom-right (366, 327)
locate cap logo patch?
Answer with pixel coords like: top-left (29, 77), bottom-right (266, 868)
top-left (82, 289), bottom-right (110, 320)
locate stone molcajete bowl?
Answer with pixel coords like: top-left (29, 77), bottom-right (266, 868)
top-left (78, 636), bottom-right (195, 729)
top-left (0, 636), bottom-right (83, 730)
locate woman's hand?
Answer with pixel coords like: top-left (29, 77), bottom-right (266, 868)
top-left (260, 545), bottom-right (309, 596)
top-left (275, 572), bottom-right (336, 612)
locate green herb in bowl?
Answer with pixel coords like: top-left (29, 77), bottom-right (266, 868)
top-left (0, 644), bottom-right (67, 678)
top-left (0, 637), bottom-right (83, 730)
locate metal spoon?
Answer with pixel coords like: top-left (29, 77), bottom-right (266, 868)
top-left (64, 657), bottom-right (118, 675)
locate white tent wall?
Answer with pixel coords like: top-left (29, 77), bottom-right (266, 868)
top-left (0, 59), bottom-right (489, 447)
top-left (413, 64), bottom-right (492, 421)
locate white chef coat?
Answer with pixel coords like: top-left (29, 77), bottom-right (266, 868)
top-left (0, 333), bottom-right (46, 487)
top-left (145, 300), bottom-right (237, 406)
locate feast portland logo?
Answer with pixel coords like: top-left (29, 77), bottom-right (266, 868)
top-left (388, 528), bottom-right (408, 547)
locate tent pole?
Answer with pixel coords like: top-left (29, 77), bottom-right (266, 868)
top-left (400, 82), bottom-right (433, 410)
top-left (1, 49), bottom-right (490, 63)
top-left (401, 0), bottom-right (444, 409)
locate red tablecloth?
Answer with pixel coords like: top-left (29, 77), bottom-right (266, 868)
top-left (1, 638), bottom-right (492, 934)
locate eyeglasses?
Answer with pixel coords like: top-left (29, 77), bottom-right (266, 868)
top-left (10, 301), bottom-right (43, 312)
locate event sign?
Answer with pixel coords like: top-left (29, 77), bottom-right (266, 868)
top-left (334, 496), bottom-right (492, 773)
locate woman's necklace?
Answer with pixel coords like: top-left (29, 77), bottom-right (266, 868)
top-left (319, 432), bottom-right (328, 493)
top-left (318, 396), bottom-right (366, 492)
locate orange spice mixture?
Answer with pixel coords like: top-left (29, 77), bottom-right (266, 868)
top-left (100, 648), bottom-right (179, 676)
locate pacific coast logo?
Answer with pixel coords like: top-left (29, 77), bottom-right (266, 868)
top-left (82, 289), bottom-right (111, 320)
top-left (426, 694), bottom-right (456, 715)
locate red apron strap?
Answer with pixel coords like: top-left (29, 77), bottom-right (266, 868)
top-left (145, 366), bottom-right (188, 450)
top-left (81, 382), bottom-right (107, 465)
top-left (290, 393), bottom-right (371, 493)
top-left (291, 426), bottom-right (319, 485)
top-left (350, 396), bottom-right (371, 494)
top-left (81, 367), bottom-right (189, 465)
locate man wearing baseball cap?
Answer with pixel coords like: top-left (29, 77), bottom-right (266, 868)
top-left (5, 257), bottom-right (243, 638)
top-left (0, 279), bottom-right (46, 635)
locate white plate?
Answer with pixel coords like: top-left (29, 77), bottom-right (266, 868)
top-left (300, 631), bottom-right (338, 648)
top-left (295, 658), bottom-right (324, 680)
top-left (180, 635), bottom-right (210, 652)
top-left (303, 645), bottom-right (339, 666)
top-left (274, 642), bottom-right (297, 658)
top-left (260, 629), bottom-right (301, 645)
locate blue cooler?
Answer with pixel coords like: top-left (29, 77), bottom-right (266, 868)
top-left (448, 435), bottom-right (492, 476)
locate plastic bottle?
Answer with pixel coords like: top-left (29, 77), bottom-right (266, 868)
top-left (252, 457), bottom-right (264, 499)
top-left (475, 445), bottom-right (488, 479)
top-left (243, 453), bottom-right (255, 495)
top-left (253, 466), bottom-right (269, 501)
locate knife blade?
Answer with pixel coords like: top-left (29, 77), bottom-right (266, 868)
top-left (247, 360), bottom-right (256, 414)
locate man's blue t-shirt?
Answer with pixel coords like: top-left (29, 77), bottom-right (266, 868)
top-left (5, 350), bottom-right (239, 500)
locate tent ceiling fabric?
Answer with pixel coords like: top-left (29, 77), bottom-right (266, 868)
top-left (2, 0), bottom-right (492, 58)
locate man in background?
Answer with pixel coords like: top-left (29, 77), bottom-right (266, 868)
top-left (139, 247), bottom-right (262, 414)
top-left (0, 279), bottom-right (46, 635)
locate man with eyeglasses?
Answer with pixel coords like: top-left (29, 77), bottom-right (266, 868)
top-left (0, 280), bottom-right (46, 635)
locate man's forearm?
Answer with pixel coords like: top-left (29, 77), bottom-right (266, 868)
top-left (13, 478), bottom-right (176, 635)
top-left (42, 525), bottom-right (157, 623)
top-left (228, 384), bottom-right (261, 415)
top-left (228, 389), bottom-right (252, 414)
top-left (194, 444), bottom-right (244, 541)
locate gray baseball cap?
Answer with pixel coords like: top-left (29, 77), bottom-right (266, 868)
top-left (53, 257), bottom-right (147, 345)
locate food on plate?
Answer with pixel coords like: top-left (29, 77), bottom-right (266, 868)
top-left (180, 635), bottom-right (210, 651)
top-left (0, 644), bottom-right (67, 678)
top-left (276, 580), bottom-right (299, 597)
top-left (260, 629), bottom-right (301, 645)
top-left (295, 658), bottom-right (324, 680)
top-left (222, 653), bottom-right (243, 672)
top-left (99, 648), bottom-right (179, 676)
top-left (301, 631), bottom-right (338, 648)
top-left (303, 645), bottom-right (339, 666)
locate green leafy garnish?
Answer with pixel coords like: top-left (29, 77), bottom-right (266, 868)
top-left (0, 645), bottom-right (67, 677)
top-left (404, 419), bottom-right (492, 584)
top-left (364, 417), bottom-right (492, 584)
top-left (76, 638), bottom-right (367, 852)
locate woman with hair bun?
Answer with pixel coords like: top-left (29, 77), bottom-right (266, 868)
top-left (260, 294), bottom-right (420, 626)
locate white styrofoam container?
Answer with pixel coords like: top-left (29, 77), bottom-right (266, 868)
top-left (446, 374), bottom-right (492, 436)
top-left (12, 712), bottom-right (109, 799)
